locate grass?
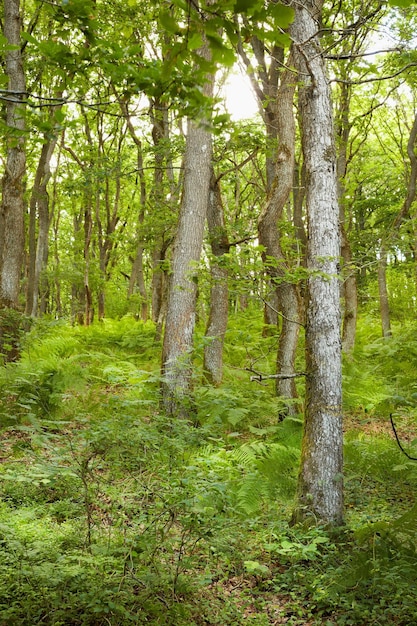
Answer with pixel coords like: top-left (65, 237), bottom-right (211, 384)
top-left (0, 312), bottom-right (416, 624)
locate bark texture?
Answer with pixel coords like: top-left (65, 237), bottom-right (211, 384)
top-left (161, 42), bottom-right (214, 417)
top-left (336, 81), bottom-right (358, 353)
top-left (377, 250), bottom-right (391, 338)
top-left (0, 0), bottom-right (26, 308)
top-left (203, 170), bottom-right (229, 386)
top-left (257, 62), bottom-right (300, 416)
top-left (291, 0), bottom-right (343, 525)
top-left (26, 138), bottom-right (58, 316)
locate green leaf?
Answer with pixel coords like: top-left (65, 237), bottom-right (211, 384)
top-left (243, 560), bottom-right (270, 575)
top-left (227, 407), bottom-right (249, 425)
top-left (269, 3), bottom-right (294, 28)
top-left (53, 108), bottom-right (66, 125)
top-left (187, 32), bottom-right (203, 51)
top-left (234, 0), bottom-right (260, 13)
top-left (159, 10), bottom-right (181, 35)
top-left (262, 30), bottom-right (292, 48)
top-left (388, 0), bottom-right (415, 5)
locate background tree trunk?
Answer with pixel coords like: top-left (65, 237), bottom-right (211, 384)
top-left (26, 138), bottom-right (58, 316)
top-left (336, 81), bottom-right (358, 353)
top-left (378, 247), bottom-right (392, 338)
top-left (0, 0), bottom-right (26, 309)
top-left (203, 169), bottom-right (229, 386)
top-left (257, 62), bottom-right (301, 417)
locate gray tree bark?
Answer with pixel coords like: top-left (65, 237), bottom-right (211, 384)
top-left (377, 249), bottom-right (392, 338)
top-left (257, 61), bottom-right (301, 417)
top-left (336, 80), bottom-right (358, 353)
top-left (291, 0), bottom-right (344, 525)
top-left (161, 42), bottom-right (214, 417)
top-left (203, 169), bottom-right (229, 386)
top-left (26, 137), bottom-right (58, 316)
top-left (0, 0), bottom-right (26, 309)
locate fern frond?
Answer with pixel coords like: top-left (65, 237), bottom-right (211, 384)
top-left (232, 441), bottom-right (300, 514)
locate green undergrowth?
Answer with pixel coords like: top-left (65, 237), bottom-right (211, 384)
top-left (0, 314), bottom-right (416, 624)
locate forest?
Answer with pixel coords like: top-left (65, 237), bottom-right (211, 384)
top-left (1, 0), bottom-right (417, 623)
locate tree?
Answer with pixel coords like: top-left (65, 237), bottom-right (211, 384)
top-left (236, 8), bottom-right (302, 415)
top-left (290, 0), bottom-right (343, 525)
top-left (26, 101), bottom-right (64, 317)
top-left (203, 168), bottom-right (230, 386)
top-left (257, 60), bottom-right (301, 417)
top-left (378, 111), bottom-right (417, 337)
top-left (326, 0), bottom-right (386, 351)
top-left (0, 0), bottom-right (26, 309)
top-left (161, 26), bottom-right (215, 417)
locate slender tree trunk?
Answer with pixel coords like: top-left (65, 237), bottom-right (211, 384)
top-left (152, 245), bottom-right (168, 326)
top-left (341, 228), bottom-right (358, 351)
top-left (26, 139), bottom-right (57, 316)
top-left (336, 80), bottom-right (358, 352)
top-left (377, 113), bottom-right (417, 337)
top-left (293, 159), bottom-right (307, 251)
top-left (203, 170), bottom-right (229, 386)
top-left (378, 246), bottom-right (392, 338)
top-left (51, 138), bottom-right (63, 317)
top-left (258, 62), bottom-right (301, 416)
top-left (291, 0), bottom-right (343, 526)
top-left (115, 89), bottom-right (150, 320)
top-left (237, 36), bottom-right (284, 327)
top-left (0, 0), bottom-right (26, 309)
top-left (126, 133), bottom-right (148, 320)
top-left (161, 39), bottom-right (214, 418)
top-left (71, 213), bottom-right (84, 324)
top-left (84, 198), bottom-right (94, 325)
top-left (129, 243), bottom-right (148, 319)
top-left (149, 100), bottom-right (174, 327)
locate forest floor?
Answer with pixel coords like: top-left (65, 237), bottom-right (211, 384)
top-left (0, 316), bottom-right (416, 625)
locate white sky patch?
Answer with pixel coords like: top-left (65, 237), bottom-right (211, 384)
top-left (222, 69), bottom-right (259, 121)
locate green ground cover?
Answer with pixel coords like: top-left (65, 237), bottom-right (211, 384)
top-left (0, 312), bottom-right (416, 625)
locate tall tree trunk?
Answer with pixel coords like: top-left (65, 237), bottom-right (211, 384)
top-left (25, 138), bottom-right (57, 316)
top-left (375, 113), bottom-right (417, 337)
top-left (152, 243), bottom-right (168, 334)
top-left (84, 198), bottom-right (94, 325)
top-left (341, 228), bottom-right (358, 351)
top-left (161, 40), bottom-right (214, 418)
top-left (124, 116), bottom-right (148, 321)
top-left (203, 170), bottom-right (230, 386)
top-left (51, 138), bottom-right (63, 317)
top-left (0, 0), bottom-right (26, 309)
top-left (114, 91), bottom-right (150, 320)
top-left (237, 35), bottom-right (284, 327)
top-left (291, 0), bottom-right (343, 526)
top-left (378, 246), bottom-right (392, 338)
top-left (336, 80), bottom-right (358, 353)
top-left (149, 100), bottom-right (175, 327)
top-left (257, 62), bottom-right (301, 417)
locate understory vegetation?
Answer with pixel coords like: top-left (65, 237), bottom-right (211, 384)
top-left (0, 310), bottom-right (417, 626)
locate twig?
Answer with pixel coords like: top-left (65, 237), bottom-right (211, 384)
top-left (259, 295), bottom-right (305, 327)
top-left (390, 414), bottom-right (417, 461)
top-left (247, 368), bottom-right (307, 383)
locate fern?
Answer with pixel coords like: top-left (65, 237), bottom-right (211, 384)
top-left (232, 441), bottom-right (300, 514)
